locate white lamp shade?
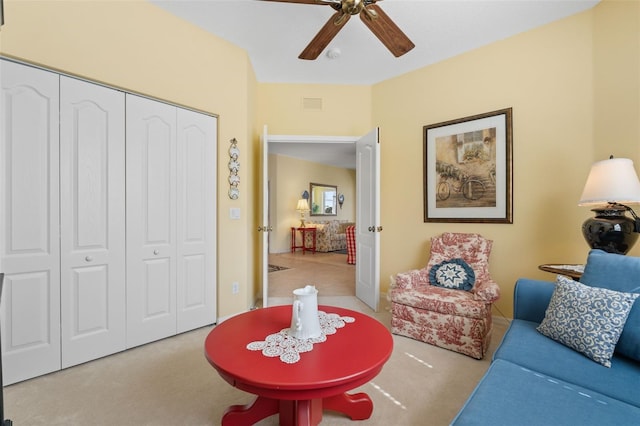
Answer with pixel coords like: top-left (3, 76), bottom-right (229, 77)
top-left (578, 158), bottom-right (640, 205)
top-left (296, 199), bottom-right (310, 211)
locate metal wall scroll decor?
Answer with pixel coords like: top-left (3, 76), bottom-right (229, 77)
top-left (228, 138), bottom-right (240, 199)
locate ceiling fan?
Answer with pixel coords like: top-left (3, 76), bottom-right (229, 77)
top-left (261, 0), bottom-right (415, 60)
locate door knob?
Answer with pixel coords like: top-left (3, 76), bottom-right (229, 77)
top-left (85, 256), bottom-right (93, 262)
top-left (153, 249), bottom-right (159, 255)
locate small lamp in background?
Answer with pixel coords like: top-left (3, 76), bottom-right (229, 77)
top-left (296, 199), bottom-right (310, 227)
top-left (578, 156), bottom-right (640, 254)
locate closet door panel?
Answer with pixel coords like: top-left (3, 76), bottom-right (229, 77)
top-left (0, 60), bottom-right (61, 384)
top-left (176, 109), bottom-right (217, 332)
top-left (126, 94), bottom-right (177, 348)
top-left (60, 76), bottom-right (126, 368)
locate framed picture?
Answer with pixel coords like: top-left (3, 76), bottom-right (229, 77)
top-left (423, 108), bottom-right (513, 223)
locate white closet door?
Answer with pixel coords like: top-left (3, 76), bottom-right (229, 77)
top-left (126, 94), bottom-right (177, 348)
top-left (0, 60), bottom-right (61, 384)
top-left (60, 76), bottom-right (126, 367)
top-left (176, 109), bottom-right (217, 332)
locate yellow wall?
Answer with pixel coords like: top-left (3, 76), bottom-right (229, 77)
top-left (372, 8), bottom-right (596, 317)
top-left (257, 83), bottom-right (373, 136)
top-left (268, 154), bottom-right (356, 253)
top-left (257, 1), bottom-right (640, 318)
top-left (593, 0), bottom-right (640, 160)
top-left (2, 0), bottom-right (639, 320)
top-left (0, 0), bottom-right (257, 319)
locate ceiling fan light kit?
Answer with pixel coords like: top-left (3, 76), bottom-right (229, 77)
top-left (262, 0), bottom-right (414, 60)
top-left (326, 47), bottom-right (341, 59)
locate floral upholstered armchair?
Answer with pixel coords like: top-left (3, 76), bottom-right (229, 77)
top-left (388, 232), bottom-right (500, 359)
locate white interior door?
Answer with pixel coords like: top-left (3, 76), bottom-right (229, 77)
top-left (59, 76), bottom-right (126, 368)
top-left (261, 125), bottom-right (270, 307)
top-left (126, 94), bottom-right (177, 348)
top-left (0, 60), bottom-right (61, 384)
top-left (356, 128), bottom-right (381, 311)
top-left (176, 108), bottom-right (217, 332)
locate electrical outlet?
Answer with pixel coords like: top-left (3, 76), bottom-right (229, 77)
top-left (232, 282), bottom-right (239, 294)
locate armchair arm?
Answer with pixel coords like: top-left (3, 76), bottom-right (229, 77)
top-left (391, 268), bottom-right (430, 290)
top-left (513, 278), bottom-right (555, 323)
top-left (472, 278), bottom-right (501, 303)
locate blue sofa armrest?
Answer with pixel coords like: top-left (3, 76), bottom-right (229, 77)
top-left (513, 278), bottom-right (555, 323)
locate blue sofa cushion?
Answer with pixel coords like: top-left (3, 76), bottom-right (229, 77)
top-left (580, 249), bottom-right (640, 361)
top-left (494, 319), bottom-right (640, 407)
top-left (429, 258), bottom-right (475, 291)
top-left (537, 275), bottom-right (638, 367)
top-left (451, 359), bottom-right (640, 426)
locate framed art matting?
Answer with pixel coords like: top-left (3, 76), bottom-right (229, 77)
top-left (423, 108), bottom-right (513, 223)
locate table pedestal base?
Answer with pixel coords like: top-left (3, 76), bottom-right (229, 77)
top-left (222, 392), bottom-right (373, 426)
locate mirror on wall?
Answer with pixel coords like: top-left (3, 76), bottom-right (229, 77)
top-left (310, 183), bottom-right (337, 216)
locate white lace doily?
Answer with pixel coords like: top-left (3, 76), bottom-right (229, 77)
top-left (246, 310), bottom-right (355, 364)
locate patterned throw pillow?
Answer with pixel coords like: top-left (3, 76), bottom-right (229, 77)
top-left (429, 258), bottom-right (475, 291)
top-left (537, 275), bottom-right (639, 367)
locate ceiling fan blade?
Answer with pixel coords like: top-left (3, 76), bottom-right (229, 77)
top-left (299, 11), bottom-right (351, 60)
top-left (259, 0), bottom-right (338, 5)
top-left (360, 4), bottom-right (415, 57)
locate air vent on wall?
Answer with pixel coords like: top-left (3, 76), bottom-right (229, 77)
top-left (302, 97), bottom-right (323, 111)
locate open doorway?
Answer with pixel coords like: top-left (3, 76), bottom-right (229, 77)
top-left (264, 134), bottom-right (357, 302)
top-left (261, 128), bottom-right (380, 311)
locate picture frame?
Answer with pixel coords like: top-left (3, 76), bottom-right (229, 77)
top-left (423, 108), bottom-right (513, 223)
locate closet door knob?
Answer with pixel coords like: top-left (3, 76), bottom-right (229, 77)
top-left (153, 249), bottom-right (159, 255)
top-left (85, 256), bottom-right (93, 262)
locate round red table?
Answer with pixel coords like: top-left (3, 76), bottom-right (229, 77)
top-left (205, 305), bottom-right (393, 426)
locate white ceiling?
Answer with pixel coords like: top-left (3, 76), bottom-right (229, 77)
top-left (151, 0), bottom-right (599, 86)
top-left (150, 0), bottom-right (599, 168)
top-left (268, 136), bottom-right (359, 169)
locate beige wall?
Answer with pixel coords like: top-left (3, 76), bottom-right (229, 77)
top-left (0, 0), bottom-right (257, 319)
top-left (268, 155), bottom-right (356, 253)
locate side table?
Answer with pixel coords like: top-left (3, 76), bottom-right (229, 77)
top-left (538, 264), bottom-right (584, 280)
top-left (291, 227), bottom-right (316, 254)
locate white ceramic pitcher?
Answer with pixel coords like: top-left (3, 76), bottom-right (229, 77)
top-left (288, 285), bottom-right (322, 340)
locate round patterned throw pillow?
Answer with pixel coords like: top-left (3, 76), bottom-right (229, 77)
top-left (429, 258), bottom-right (476, 291)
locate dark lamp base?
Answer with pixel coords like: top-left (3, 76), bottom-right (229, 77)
top-left (582, 207), bottom-right (639, 255)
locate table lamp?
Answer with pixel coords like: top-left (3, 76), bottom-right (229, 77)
top-left (296, 199), bottom-right (310, 227)
top-left (578, 157), bottom-right (640, 254)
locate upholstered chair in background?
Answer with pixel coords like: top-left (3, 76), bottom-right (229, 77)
top-left (388, 232), bottom-right (500, 359)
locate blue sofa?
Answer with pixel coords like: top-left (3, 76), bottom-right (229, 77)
top-left (452, 250), bottom-right (640, 425)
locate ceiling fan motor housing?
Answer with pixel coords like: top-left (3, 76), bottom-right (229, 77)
top-left (343, 0), bottom-right (365, 15)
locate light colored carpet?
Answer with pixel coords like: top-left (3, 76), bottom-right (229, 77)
top-left (268, 252), bottom-right (355, 297)
top-left (4, 296), bottom-right (508, 426)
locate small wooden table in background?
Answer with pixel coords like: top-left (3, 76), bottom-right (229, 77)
top-left (538, 264), bottom-right (585, 280)
top-left (291, 227), bottom-right (316, 254)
